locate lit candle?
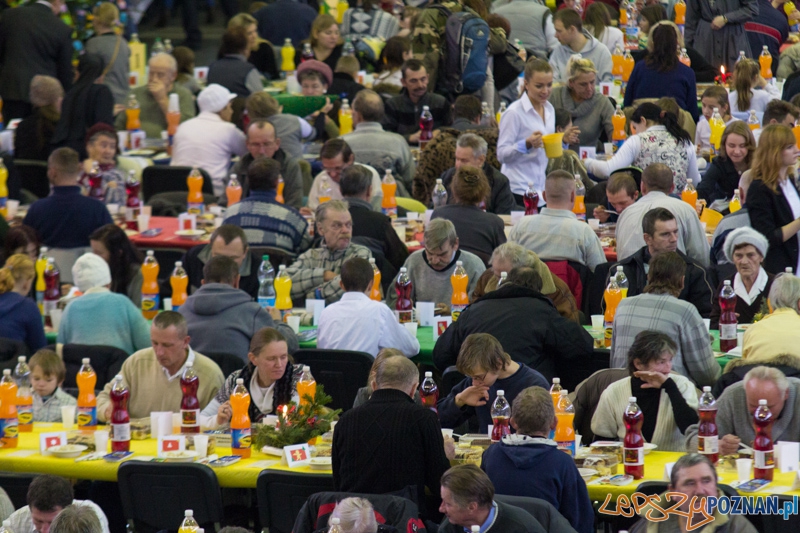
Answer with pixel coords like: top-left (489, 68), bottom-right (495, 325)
top-left (721, 65), bottom-right (726, 77)
top-left (282, 405), bottom-right (289, 426)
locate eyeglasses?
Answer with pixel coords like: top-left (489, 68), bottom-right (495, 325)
top-left (471, 372), bottom-right (488, 382)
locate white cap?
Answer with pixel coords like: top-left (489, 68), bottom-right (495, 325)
top-left (114, 374), bottom-right (122, 381)
top-left (703, 386), bottom-right (711, 392)
top-left (72, 252), bottom-right (112, 292)
top-left (497, 390), bottom-right (505, 396)
top-left (279, 264), bottom-right (286, 271)
top-left (147, 250), bottom-right (154, 256)
top-left (560, 390), bottom-right (568, 395)
top-left (552, 377), bottom-right (560, 384)
top-left (2, 369), bottom-right (10, 375)
top-left (687, 179), bottom-right (693, 183)
top-left (436, 179), bottom-right (442, 184)
top-left (41, 246), bottom-right (48, 253)
top-left (456, 261), bottom-right (463, 266)
top-left (175, 261), bottom-right (182, 267)
top-left (185, 361), bottom-right (193, 368)
top-left (724, 280), bottom-right (731, 285)
top-left (82, 358), bottom-right (90, 364)
top-left (616, 266), bottom-right (624, 271)
top-left (18, 356), bottom-right (25, 362)
top-left (197, 84), bottom-right (237, 113)
top-left (369, 257), bottom-right (375, 263)
top-left (168, 93), bottom-right (180, 113)
top-left (423, 105), bottom-right (430, 110)
top-left (759, 399), bottom-right (767, 405)
top-left (400, 267), bottom-right (407, 272)
top-left (303, 365), bottom-right (311, 371)
top-left (425, 371), bottom-right (432, 377)
top-left (629, 396), bottom-right (637, 403)
top-left (331, 518), bottom-right (341, 525)
top-left (185, 510), bottom-right (193, 517)
top-left (236, 378), bottom-right (244, 385)
top-left (471, 527), bottom-right (480, 533)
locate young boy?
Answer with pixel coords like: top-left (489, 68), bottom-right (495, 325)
top-left (696, 86), bottom-right (735, 152)
top-left (29, 349), bottom-right (77, 422)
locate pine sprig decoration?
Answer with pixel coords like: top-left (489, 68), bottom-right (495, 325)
top-left (252, 384), bottom-right (341, 449)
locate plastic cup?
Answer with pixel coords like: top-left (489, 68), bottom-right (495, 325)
top-left (117, 131), bottom-right (129, 151)
top-left (193, 434), bottom-right (209, 458)
top-left (49, 309), bottom-right (63, 331)
top-left (404, 322), bottom-right (418, 336)
top-left (588, 218), bottom-right (600, 230)
top-left (604, 142), bottom-right (614, 155)
top-left (738, 331), bottom-right (744, 348)
top-left (163, 298), bottom-right (172, 311)
top-left (703, 318), bottom-right (711, 331)
top-left (736, 458), bottom-right (752, 482)
top-left (542, 133), bottom-right (564, 158)
top-left (591, 315), bottom-right (604, 330)
top-left (287, 315), bottom-right (301, 334)
top-left (394, 225), bottom-right (406, 242)
top-left (575, 434), bottom-right (582, 450)
top-left (5, 199), bottom-right (19, 220)
top-left (441, 429), bottom-right (453, 438)
top-left (137, 214), bottom-right (150, 232)
top-left (61, 405), bottom-right (76, 429)
top-left (94, 430), bottom-right (109, 454)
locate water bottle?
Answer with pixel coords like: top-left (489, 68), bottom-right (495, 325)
top-left (342, 38), bottom-right (355, 56)
top-left (491, 391), bottom-right (511, 442)
top-left (257, 255), bottom-right (276, 309)
top-left (432, 178), bottom-right (448, 208)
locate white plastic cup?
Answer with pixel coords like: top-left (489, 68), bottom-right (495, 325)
top-left (130, 130), bottom-right (146, 149)
top-left (604, 143), bottom-right (614, 155)
top-left (172, 412), bottom-right (181, 433)
top-left (94, 430), bottom-right (110, 453)
top-left (591, 315), bottom-right (604, 330)
top-left (441, 429), bottom-right (454, 438)
top-left (738, 331), bottom-right (745, 348)
top-left (141, 205), bottom-right (152, 216)
top-left (404, 322), bottom-right (418, 336)
top-left (49, 309), bottom-right (63, 331)
top-left (163, 298), bottom-right (172, 311)
top-left (287, 315), bottom-right (301, 334)
top-left (703, 318), bottom-right (711, 331)
top-left (61, 405), bottom-right (76, 429)
top-left (588, 218), bottom-right (600, 230)
top-left (193, 434), bottom-right (209, 458)
top-left (394, 225), bottom-right (406, 242)
top-left (6, 199), bottom-right (19, 220)
top-left (575, 433), bottom-right (582, 450)
top-left (137, 214), bottom-right (150, 232)
top-left (107, 204), bottom-right (120, 216)
top-left (117, 131), bottom-right (129, 150)
top-left (736, 458), bottom-right (752, 482)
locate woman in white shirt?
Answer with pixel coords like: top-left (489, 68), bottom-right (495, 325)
top-left (729, 59), bottom-right (780, 114)
top-left (584, 3), bottom-right (624, 55)
top-left (585, 102), bottom-right (700, 192)
top-left (201, 328), bottom-right (301, 429)
top-left (498, 58), bottom-right (579, 203)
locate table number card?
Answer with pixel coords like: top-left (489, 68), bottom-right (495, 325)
top-left (284, 443), bottom-right (311, 468)
top-left (40, 432), bottom-right (67, 454)
top-left (178, 213), bottom-right (197, 231)
top-left (778, 442), bottom-right (800, 473)
top-left (580, 147), bottom-right (597, 160)
top-left (157, 435), bottom-right (185, 457)
top-left (663, 462), bottom-right (675, 481)
top-left (432, 317), bottom-right (452, 341)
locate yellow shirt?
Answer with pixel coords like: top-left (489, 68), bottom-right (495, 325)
top-left (742, 308), bottom-right (800, 362)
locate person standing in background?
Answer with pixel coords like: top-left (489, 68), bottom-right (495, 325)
top-left (85, 2), bottom-right (131, 110)
top-left (685, 0), bottom-right (758, 69)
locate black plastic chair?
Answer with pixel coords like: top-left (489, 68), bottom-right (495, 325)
top-left (494, 494), bottom-right (577, 533)
top-left (205, 352), bottom-right (245, 377)
top-left (117, 461), bottom-right (224, 533)
top-left (256, 470), bottom-right (335, 533)
top-left (142, 166), bottom-right (214, 203)
top-left (13, 159), bottom-right (50, 199)
top-left (292, 349), bottom-right (373, 412)
top-left (61, 344), bottom-right (128, 390)
top-left (0, 337), bottom-right (29, 362)
top-left (249, 246), bottom-right (296, 269)
top-left (0, 473), bottom-right (36, 509)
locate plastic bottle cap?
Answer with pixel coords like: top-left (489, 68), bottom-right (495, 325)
top-left (185, 510), bottom-right (193, 516)
top-left (560, 390), bottom-right (567, 395)
top-left (400, 267), bottom-right (407, 272)
top-left (425, 371), bottom-right (432, 377)
top-left (331, 518), bottom-right (341, 525)
top-left (687, 179), bottom-right (693, 183)
top-left (82, 358), bottom-right (90, 364)
top-left (724, 280), bottom-right (731, 285)
top-left (114, 374), bottom-right (122, 380)
top-left (759, 399), bottom-right (767, 405)
top-left (279, 264), bottom-right (286, 270)
top-left (617, 266), bottom-right (623, 271)
top-left (629, 396), bottom-right (637, 402)
top-left (2, 369), bottom-right (9, 375)
top-left (703, 386), bottom-right (711, 392)
top-left (186, 362), bottom-right (193, 367)
top-left (369, 258), bottom-right (375, 263)
top-left (553, 378), bottom-right (560, 384)
top-left (456, 261), bottom-right (463, 266)
top-left (497, 390), bottom-right (505, 396)
top-left (236, 378), bottom-right (244, 385)
top-left (175, 261), bottom-right (182, 267)
top-left (18, 356), bottom-right (25, 362)
top-left (471, 527), bottom-right (480, 533)
top-left (528, 182), bottom-right (533, 187)
top-left (303, 365), bottom-right (311, 371)
top-left (436, 179), bottom-right (442, 183)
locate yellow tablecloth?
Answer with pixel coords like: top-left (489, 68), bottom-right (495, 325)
top-left (0, 424), bottom-right (331, 488)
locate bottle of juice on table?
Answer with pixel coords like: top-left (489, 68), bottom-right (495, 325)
top-left (381, 169), bottom-right (397, 218)
top-left (674, 0), bottom-right (686, 26)
top-left (572, 174), bottom-right (586, 221)
top-left (555, 390), bottom-right (576, 456)
top-left (420, 372), bottom-right (438, 413)
top-left (43, 258), bottom-right (60, 326)
top-left (760, 45), bottom-right (773, 79)
top-left (281, 38), bottom-right (296, 73)
top-left (166, 94), bottom-right (180, 155)
top-left (621, 50), bottom-right (634, 85)
top-left (187, 167), bottom-right (204, 214)
top-left (110, 375), bottom-right (130, 452)
top-left (747, 110), bottom-right (759, 131)
top-left (180, 362), bottom-right (200, 433)
top-left (490, 390), bottom-right (510, 443)
top-left (226, 174), bottom-right (242, 206)
top-left (681, 179), bottom-right (697, 207)
top-left (432, 179), bottom-right (448, 208)
top-left (754, 399), bottom-right (774, 480)
top-left (730, 190), bottom-right (742, 212)
top-left (450, 261), bottom-right (468, 321)
top-left (619, 0), bottom-right (628, 28)
top-left (126, 94), bottom-right (141, 133)
top-left (523, 182), bottom-right (539, 215)
top-left (719, 280), bottom-right (738, 352)
top-left (611, 44), bottom-right (624, 83)
top-left (276, 175), bottom-right (285, 204)
top-left (338, 98), bottom-right (353, 135)
top-left (612, 105), bottom-right (627, 150)
top-left (257, 256), bottom-right (276, 309)
top-left (698, 386), bottom-right (719, 464)
top-left (14, 356), bottom-right (32, 433)
top-left (329, 517), bottom-right (342, 533)
top-left (141, 250), bottom-right (160, 319)
top-left (302, 43), bottom-right (314, 62)
top-left (297, 366), bottom-right (316, 407)
top-left (35, 247), bottom-right (48, 314)
top-left (419, 106), bottom-right (434, 149)
top-left (395, 267), bottom-right (413, 323)
top-left (603, 278), bottom-right (622, 348)
top-left (178, 510), bottom-right (199, 533)
top-left (679, 48), bottom-right (691, 67)
top-left (274, 264), bottom-right (293, 320)
top-left (171, 261), bottom-right (188, 311)
top-left (318, 176), bottom-right (332, 204)
top-left (76, 358), bottom-right (97, 430)
top-left (369, 257), bottom-right (382, 301)
top-left (548, 378), bottom-right (561, 439)
top-left (0, 369), bottom-right (18, 447)
top-left (623, 396), bottom-right (644, 479)
top-left (614, 266), bottom-right (629, 297)
top-left (0, 160), bottom-right (8, 220)
top-left (496, 102), bottom-right (506, 125)
top-left (230, 378), bottom-right (252, 458)
top-left (709, 108), bottom-right (725, 155)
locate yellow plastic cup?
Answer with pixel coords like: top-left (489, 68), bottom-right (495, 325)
top-left (542, 133), bottom-right (564, 158)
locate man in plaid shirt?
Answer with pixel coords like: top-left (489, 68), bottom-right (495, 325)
top-left (286, 200), bottom-right (372, 304)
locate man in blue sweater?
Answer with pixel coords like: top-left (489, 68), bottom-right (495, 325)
top-left (481, 386), bottom-right (594, 533)
top-left (23, 147), bottom-right (113, 249)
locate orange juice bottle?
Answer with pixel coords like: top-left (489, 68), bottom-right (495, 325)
top-left (603, 279), bottom-right (623, 348)
top-left (612, 104), bottom-right (627, 150)
top-left (760, 46), bottom-right (773, 79)
top-left (674, 0), bottom-right (686, 24)
top-left (747, 110), bottom-right (760, 131)
top-left (572, 174), bottom-right (586, 221)
top-left (709, 107), bottom-right (725, 154)
top-left (230, 378), bottom-right (252, 458)
top-left (276, 176), bottom-right (285, 204)
top-left (281, 38), bottom-right (296, 73)
top-left (679, 48), bottom-right (691, 67)
top-left (14, 357), bottom-right (32, 432)
top-left (318, 176), bottom-right (332, 204)
top-left (611, 44), bottom-right (624, 82)
top-left (125, 94), bottom-right (141, 132)
top-left (297, 365), bottom-right (316, 407)
top-left (187, 167), bottom-right (204, 214)
top-left (141, 250), bottom-right (160, 319)
top-left (381, 169), bottom-right (397, 218)
top-left (621, 50), bottom-right (634, 83)
top-left (274, 264), bottom-right (293, 319)
top-left (226, 174), bottom-right (242, 205)
top-left (76, 358), bottom-right (97, 430)
top-left (171, 261), bottom-right (188, 310)
top-left (450, 261), bottom-right (469, 321)
top-left (555, 390), bottom-right (576, 456)
top-left (338, 98), bottom-right (353, 135)
top-left (166, 94), bottom-right (180, 155)
top-left (730, 190), bottom-right (742, 213)
top-left (682, 179), bottom-right (698, 207)
top-left (620, 0), bottom-right (628, 28)
top-left (0, 369), bottom-right (18, 448)
top-left (369, 257), bottom-right (382, 301)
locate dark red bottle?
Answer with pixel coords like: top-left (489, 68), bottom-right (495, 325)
top-left (698, 386), bottom-right (719, 464)
top-left (623, 396), bottom-right (644, 479)
top-left (43, 258), bottom-right (60, 327)
top-left (110, 375), bottom-right (131, 452)
top-left (523, 182), bottom-right (539, 215)
top-left (420, 372), bottom-right (438, 413)
top-left (87, 165), bottom-right (104, 201)
top-left (395, 267), bottom-right (413, 323)
top-left (125, 170), bottom-right (141, 209)
top-left (180, 362), bottom-right (200, 433)
top-left (419, 106), bottom-right (434, 147)
top-left (754, 399), bottom-right (774, 481)
top-left (719, 280), bottom-right (738, 352)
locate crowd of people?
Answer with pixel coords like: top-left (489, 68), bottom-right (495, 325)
top-left (7, 0), bottom-right (800, 530)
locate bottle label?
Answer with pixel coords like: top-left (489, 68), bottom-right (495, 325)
top-left (258, 296), bottom-right (276, 309)
top-left (395, 310), bottom-right (412, 324)
top-left (232, 427), bottom-right (252, 450)
top-left (142, 292), bottom-right (160, 314)
top-left (44, 300), bottom-right (58, 316)
top-left (77, 406), bottom-right (97, 427)
top-left (698, 435), bottom-right (719, 454)
top-left (451, 304), bottom-right (467, 322)
top-left (755, 449), bottom-right (774, 469)
top-left (187, 202), bottom-right (204, 214)
top-left (17, 405), bottom-right (33, 426)
top-left (720, 323), bottom-right (737, 341)
top-left (382, 207), bottom-right (398, 218)
top-left (0, 418), bottom-right (18, 440)
top-left (623, 446), bottom-right (644, 466)
top-left (111, 423), bottom-right (131, 442)
top-left (557, 440), bottom-right (576, 457)
top-left (181, 409), bottom-right (199, 428)
top-left (604, 322), bottom-right (613, 346)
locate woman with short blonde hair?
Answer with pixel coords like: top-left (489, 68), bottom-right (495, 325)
top-left (228, 12), bottom-right (278, 79)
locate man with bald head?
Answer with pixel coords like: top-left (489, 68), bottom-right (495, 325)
top-left (341, 89), bottom-right (415, 196)
top-left (114, 53), bottom-right (196, 138)
top-left (615, 163), bottom-right (710, 266)
top-left (509, 170), bottom-right (606, 271)
top-left (226, 120), bottom-right (304, 208)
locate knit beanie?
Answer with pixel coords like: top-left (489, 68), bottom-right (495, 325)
top-left (723, 227), bottom-right (769, 263)
top-left (72, 253), bottom-right (112, 293)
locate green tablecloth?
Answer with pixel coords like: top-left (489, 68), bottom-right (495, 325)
top-left (298, 325), bottom-right (435, 367)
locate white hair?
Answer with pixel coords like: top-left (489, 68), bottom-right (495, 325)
top-left (149, 52), bottom-right (177, 74)
top-left (768, 273), bottom-right (800, 312)
top-left (743, 366), bottom-right (790, 396)
top-left (330, 498), bottom-right (378, 533)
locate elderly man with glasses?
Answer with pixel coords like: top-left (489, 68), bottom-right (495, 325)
top-left (305, 139), bottom-right (384, 213)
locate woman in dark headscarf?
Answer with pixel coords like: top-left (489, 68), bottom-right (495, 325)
top-left (51, 53), bottom-right (115, 158)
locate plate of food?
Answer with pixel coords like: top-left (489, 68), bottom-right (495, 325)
top-left (163, 450), bottom-right (199, 462)
top-left (48, 444), bottom-right (88, 458)
top-left (309, 457), bottom-right (332, 470)
top-left (643, 443), bottom-right (658, 455)
top-left (578, 468), bottom-right (598, 482)
top-left (175, 229), bottom-right (207, 240)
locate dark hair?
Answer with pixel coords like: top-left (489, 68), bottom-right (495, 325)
top-left (631, 102), bottom-right (691, 146)
top-left (400, 58), bottom-right (425, 79)
top-left (210, 224), bottom-right (248, 248)
top-left (28, 475), bottom-right (73, 512)
top-left (218, 26), bottom-right (249, 57)
top-left (320, 138), bottom-right (353, 162)
top-left (642, 207), bottom-right (676, 236)
top-left (452, 164), bottom-right (490, 205)
top-left (644, 251), bottom-right (685, 297)
top-left (153, 310), bottom-right (188, 337)
top-left (453, 95), bottom-right (482, 122)
top-left (641, 163), bottom-right (675, 192)
top-left (584, 2), bottom-right (610, 41)
top-left (553, 9), bottom-right (582, 31)
top-left (340, 165), bottom-right (373, 197)
top-left (297, 69), bottom-right (327, 86)
top-left (671, 454), bottom-right (718, 488)
top-left (626, 330), bottom-right (677, 374)
top-left (486, 13), bottom-right (510, 35)
top-left (380, 36), bottom-right (411, 71)
top-left (352, 89), bottom-right (384, 122)
top-left (89, 224), bottom-right (143, 297)
top-left (645, 24), bottom-right (678, 72)
top-left (173, 46), bottom-right (195, 75)
top-left (2, 225), bottom-right (38, 263)
top-left (506, 266), bottom-right (543, 292)
top-left (554, 107), bottom-right (572, 131)
top-left (640, 5), bottom-right (667, 30)
top-left (463, 0), bottom-right (489, 19)
top-left (440, 465), bottom-right (495, 510)
top-left (248, 327), bottom-right (295, 410)
top-left (59, 54), bottom-right (106, 134)
top-left (763, 99), bottom-right (799, 126)
top-left (248, 157), bottom-right (281, 191)
top-left (340, 257), bottom-right (374, 292)
top-left (50, 504), bottom-right (103, 533)
top-left (203, 254), bottom-right (239, 285)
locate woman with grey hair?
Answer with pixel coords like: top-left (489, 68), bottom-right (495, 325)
top-left (742, 273), bottom-right (800, 361)
top-left (14, 75), bottom-right (64, 161)
top-left (709, 226), bottom-right (774, 329)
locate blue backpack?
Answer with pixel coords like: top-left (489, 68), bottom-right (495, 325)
top-left (432, 5), bottom-right (490, 96)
